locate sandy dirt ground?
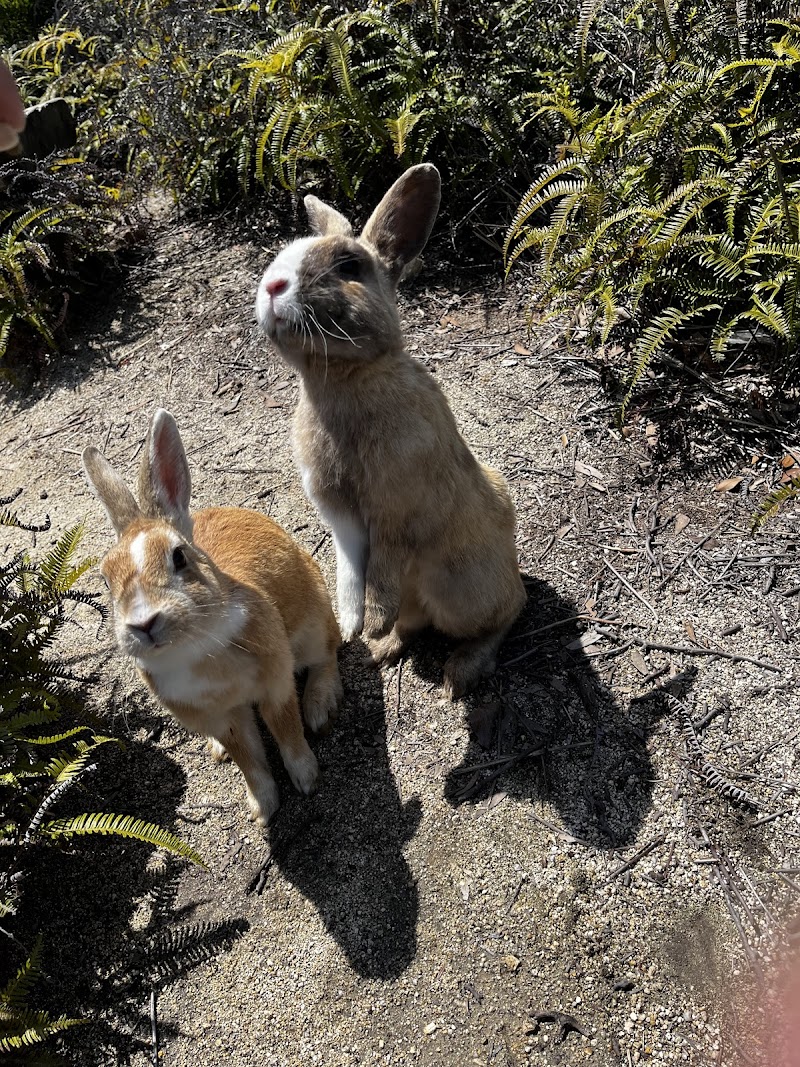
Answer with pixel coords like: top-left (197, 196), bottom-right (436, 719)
top-left (2, 208), bottom-right (800, 1067)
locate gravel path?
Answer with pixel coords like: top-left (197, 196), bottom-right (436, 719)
top-left (3, 211), bottom-right (799, 1067)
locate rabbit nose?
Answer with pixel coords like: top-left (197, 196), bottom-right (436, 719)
top-left (265, 276), bottom-right (288, 298)
top-left (128, 613), bottom-right (160, 639)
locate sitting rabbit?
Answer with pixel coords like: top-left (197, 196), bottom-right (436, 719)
top-left (256, 164), bottom-right (525, 698)
top-left (82, 408), bottom-right (342, 825)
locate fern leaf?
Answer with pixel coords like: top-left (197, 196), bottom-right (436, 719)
top-left (505, 179), bottom-right (588, 265)
top-left (710, 309), bottom-right (747, 360)
top-left (41, 813), bottom-right (206, 867)
top-left (741, 295), bottom-right (790, 339)
top-left (620, 303), bottom-right (719, 422)
top-left (0, 935), bottom-right (43, 1011)
top-left (0, 1014), bottom-right (85, 1051)
top-left (598, 285), bottom-right (620, 342)
top-left (37, 523), bottom-right (91, 594)
top-left (576, 0), bottom-right (606, 69)
top-left (751, 475), bottom-right (800, 531)
top-left (504, 161), bottom-right (586, 257)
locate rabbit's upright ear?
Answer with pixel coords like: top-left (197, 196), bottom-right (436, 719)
top-left (360, 164), bottom-right (441, 282)
top-left (138, 409), bottom-right (192, 537)
top-left (82, 447), bottom-right (141, 538)
top-left (304, 195), bottom-right (354, 238)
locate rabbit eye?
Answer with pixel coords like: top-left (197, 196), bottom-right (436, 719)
top-left (337, 256), bottom-right (361, 280)
top-left (172, 546), bottom-right (188, 572)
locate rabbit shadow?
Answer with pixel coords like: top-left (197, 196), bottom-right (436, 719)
top-left (257, 641), bottom-right (421, 980)
top-left (407, 576), bottom-right (693, 849)
top-left (13, 689), bottom-right (248, 1065)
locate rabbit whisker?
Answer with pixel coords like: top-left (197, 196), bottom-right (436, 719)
top-left (304, 305), bottom-right (328, 357)
top-left (304, 305), bottom-right (330, 380)
top-left (306, 261), bottom-right (346, 287)
top-left (307, 307), bottom-right (362, 350)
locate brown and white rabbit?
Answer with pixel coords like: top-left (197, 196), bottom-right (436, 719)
top-left (82, 408), bottom-right (342, 826)
top-left (255, 164), bottom-right (525, 699)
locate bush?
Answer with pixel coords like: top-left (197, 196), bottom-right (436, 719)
top-left (505, 3), bottom-right (800, 417)
top-left (0, 495), bottom-right (202, 1060)
top-left (0, 0), bottom-right (577, 367)
top-left (239, 0), bottom-right (563, 221)
top-left (3, 17), bottom-right (130, 371)
top-left (10, 0), bottom-right (572, 224)
top-left (0, 0), bottom-right (51, 47)
top-left (0, 159), bottom-right (120, 370)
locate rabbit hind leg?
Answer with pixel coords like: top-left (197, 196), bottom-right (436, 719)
top-left (366, 586), bottom-right (428, 667)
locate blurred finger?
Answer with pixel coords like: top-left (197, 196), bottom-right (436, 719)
top-left (0, 60), bottom-right (25, 137)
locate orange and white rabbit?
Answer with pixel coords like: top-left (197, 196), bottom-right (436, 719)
top-left (255, 164), bottom-right (525, 699)
top-left (82, 408), bottom-right (342, 825)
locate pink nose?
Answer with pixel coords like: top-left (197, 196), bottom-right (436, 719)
top-left (265, 276), bottom-right (288, 297)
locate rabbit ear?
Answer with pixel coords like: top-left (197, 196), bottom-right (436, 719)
top-left (304, 195), bottom-right (354, 238)
top-left (82, 446), bottom-right (141, 538)
top-left (360, 164), bottom-right (441, 282)
top-left (138, 409), bottom-right (192, 537)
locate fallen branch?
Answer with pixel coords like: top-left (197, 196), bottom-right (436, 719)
top-left (595, 625), bottom-right (781, 673)
top-left (150, 989), bottom-right (159, 1067)
top-left (660, 526), bottom-right (722, 587)
top-left (602, 555), bottom-right (658, 621)
top-left (501, 615), bottom-right (624, 667)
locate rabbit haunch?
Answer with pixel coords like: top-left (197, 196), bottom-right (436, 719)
top-left (83, 409), bottom-right (342, 826)
top-left (256, 164), bottom-right (526, 699)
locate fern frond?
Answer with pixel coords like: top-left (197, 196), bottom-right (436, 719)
top-left (0, 935), bottom-right (43, 1011)
top-left (41, 813), bottom-right (206, 867)
top-left (619, 303), bottom-right (719, 422)
top-left (36, 523), bottom-right (91, 595)
top-left (0, 1013), bottom-right (85, 1051)
top-left (751, 475), bottom-right (800, 531)
top-left (576, 0), bottom-right (606, 69)
top-left (740, 295), bottom-right (791, 339)
top-left (598, 284), bottom-right (620, 342)
top-left (506, 179), bottom-right (588, 265)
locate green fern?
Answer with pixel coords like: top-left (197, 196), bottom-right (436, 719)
top-left (619, 303), bottom-right (720, 422)
top-left (0, 172), bottom-right (116, 368)
top-left (0, 938), bottom-right (86, 1057)
top-left (40, 813), bottom-right (205, 867)
top-left (1, 498), bottom-right (205, 1061)
top-left (506, 7), bottom-right (800, 417)
top-left (751, 474), bottom-right (800, 531)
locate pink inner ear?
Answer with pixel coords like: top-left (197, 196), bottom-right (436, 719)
top-left (153, 421), bottom-right (183, 510)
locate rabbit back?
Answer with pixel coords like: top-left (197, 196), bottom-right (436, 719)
top-left (191, 506), bottom-right (339, 654)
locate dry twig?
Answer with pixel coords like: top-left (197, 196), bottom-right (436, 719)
top-left (603, 834), bottom-right (667, 885)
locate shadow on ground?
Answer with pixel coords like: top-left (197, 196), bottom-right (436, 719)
top-left (255, 642), bottom-right (421, 980)
top-left (0, 252), bottom-right (156, 408)
top-left (414, 576), bottom-right (694, 849)
top-left (14, 690), bottom-right (248, 1066)
top-left (249, 573), bottom-right (693, 981)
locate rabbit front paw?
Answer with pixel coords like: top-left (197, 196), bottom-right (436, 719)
top-left (246, 779), bottom-right (280, 827)
top-left (366, 630), bottom-right (405, 667)
top-left (284, 746), bottom-right (319, 797)
top-left (338, 604), bottom-right (364, 641)
top-left (205, 737), bottom-right (229, 763)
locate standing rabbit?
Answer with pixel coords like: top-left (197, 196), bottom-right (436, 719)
top-left (82, 408), bottom-right (342, 826)
top-left (255, 164), bottom-right (525, 698)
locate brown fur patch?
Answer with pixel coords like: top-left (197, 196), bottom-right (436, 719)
top-left (295, 236), bottom-right (402, 363)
